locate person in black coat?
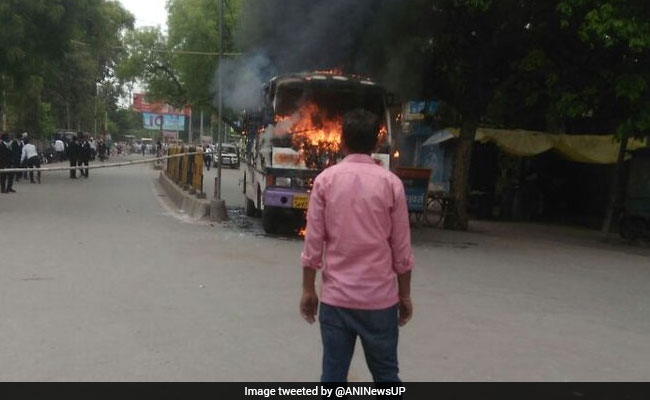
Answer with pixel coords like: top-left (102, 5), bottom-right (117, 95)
top-left (0, 133), bottom-right (16, 193)
top-left (79, 135), bottom-right (91, 178)
top-left (67, 136), bottom-right (81, 179)
top-left (10, 134), bottom-right (23, 182)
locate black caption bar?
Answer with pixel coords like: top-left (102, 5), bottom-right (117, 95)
top-left (1, 383), bottom-right (649, 400)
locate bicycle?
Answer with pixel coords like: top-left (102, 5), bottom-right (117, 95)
top-left (423, 191), bottom-right (451, 227)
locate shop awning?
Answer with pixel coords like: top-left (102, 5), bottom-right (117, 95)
top-left (423, 127), bottom-right (649, 164)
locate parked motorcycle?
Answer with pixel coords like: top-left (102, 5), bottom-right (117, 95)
top-left (39, 150), bottom-right (54, 165)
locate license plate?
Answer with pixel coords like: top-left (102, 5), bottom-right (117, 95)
top-left (293, 195), bottom-right (309, 209)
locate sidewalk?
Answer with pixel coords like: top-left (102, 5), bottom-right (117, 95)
top-left (411, 220), bottom-right (650, 257)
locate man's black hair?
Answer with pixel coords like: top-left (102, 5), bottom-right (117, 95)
top-left (23, 137), bottom-right (30, 144)
top-left (342, 109), bottom-right (380, 155)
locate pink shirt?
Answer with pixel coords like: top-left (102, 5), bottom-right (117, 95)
top-left (301, 154), bottom-right (415, 310)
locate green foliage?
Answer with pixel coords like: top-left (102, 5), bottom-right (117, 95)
top-left (118, 27), bottom-right (186, 105)
top-left (0, 0), bottom-right (134, 137)
top-left (557, 0), bottom-right (650, 138)
top-left (118, 0), bottom-right (240, 111)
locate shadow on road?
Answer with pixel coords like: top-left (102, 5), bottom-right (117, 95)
top-left (219, 207), bottom-right (304, 241)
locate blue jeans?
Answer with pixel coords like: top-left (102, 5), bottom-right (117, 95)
top-left (319, 302), bottom-right (400, 382)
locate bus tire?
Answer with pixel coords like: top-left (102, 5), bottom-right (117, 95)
top-left (242, 173), bottom-right (247, 194)
top-left (263, 206), bottom-right (278, 234)
top-left (245, 198), bottom-right (257, 217)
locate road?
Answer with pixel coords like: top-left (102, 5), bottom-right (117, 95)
top-left (1, 157), bottom-right (649, 381)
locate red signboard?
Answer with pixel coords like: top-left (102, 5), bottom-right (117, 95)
top-left (133, 93), bottom-right (191, 116)
top-left (162, 131), bottom-right (179, 139)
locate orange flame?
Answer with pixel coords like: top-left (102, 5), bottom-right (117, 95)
top-left (274, 102), bottom-right (388, 169)
top-left (275, 102), bottom-right (342, 169)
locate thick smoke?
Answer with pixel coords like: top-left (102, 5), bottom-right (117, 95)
top-left (215, 0), bottom-right (421, 111)
top-left (217, 52), bottom-right (275, 111)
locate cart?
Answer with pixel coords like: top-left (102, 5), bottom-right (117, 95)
top-left (396, 167), bottom-right (451, 227)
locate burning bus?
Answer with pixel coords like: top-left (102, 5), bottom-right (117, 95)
top-left (241, 71), bottom-right (392, 234)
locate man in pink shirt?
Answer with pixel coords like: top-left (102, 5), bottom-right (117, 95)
top-left (300, 109), bottom-right (414, 383)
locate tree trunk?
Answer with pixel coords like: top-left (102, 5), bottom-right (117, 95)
top-left (444, 118), bottom-right (478, 230)
top-left (601, 130), bottom-right (630, 237)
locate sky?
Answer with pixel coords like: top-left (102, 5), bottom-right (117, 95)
top-left (118, 0), bottom-right (168, 31)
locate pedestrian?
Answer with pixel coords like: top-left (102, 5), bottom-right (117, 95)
top-left (21, 137), bottom-right (41, 184)
top-left (97, 140), bottom-right (107, 161)
top-left (21, 132), bottom-right (29, 179)
top-left (0, 133), bottom-right (16, 193)
top-left (88, 137), bottom-right (96, 160)
top-left (54, 136), bottom-right (65, 162)
top-left (67, 136), bottom-right (80, 179)
top-left (141, 142), bottom-right (146, 156)
top-left (79, 134), bottom-right (91, 178)
top-left (10, 133), bottom-right (23, 182)
top-left (300, 109), bottom-right (414, 383)
top-left (204, 145), bottom-right (212, 170)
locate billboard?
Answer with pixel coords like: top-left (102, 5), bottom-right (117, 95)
top-left (133, 93), bottom-right (191, 116)
top-left (143, 113), bottom-right (186, 131)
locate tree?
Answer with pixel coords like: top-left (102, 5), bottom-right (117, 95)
top-left (362, 0), bottom-right (648, 231)
top-left (0, 0), bottom-right (134, 136)
top-left (0, 0), bottom-right (74, 133)
top-left (118, 27), bottom-right (186, 106)
top-left (118, 0), bottom-right (240, 112)
top-left (385, 0), bottom-right (558, 230)
top-left (556, 0), bottom-right (650, 234)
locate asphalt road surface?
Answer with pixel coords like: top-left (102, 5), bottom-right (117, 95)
top-left (1, 158), bottom-right (649, 381)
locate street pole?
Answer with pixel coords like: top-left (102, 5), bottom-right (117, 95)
top-left (188, 110), bottom-right (193, 144)
top-left (1, 75), bottom-right (7, 132)
top-left (200, 110), bottom-right (204, 143)
top-left (210, 0), bottom-right (227, 221)
top-left (217, 0), bottom-right (224, 201)
top-left (94, 84), bottom-right (98, 138)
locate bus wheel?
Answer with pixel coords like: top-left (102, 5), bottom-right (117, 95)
top-left (245, 198), bottom-right (257, 217)
top-left (263, 207), bottom-right (278, 234)
top-left (242, 173), bottom-right (247, 194)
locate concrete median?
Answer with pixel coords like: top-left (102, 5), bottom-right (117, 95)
top-left (158, 171), bottom-right (210, 220)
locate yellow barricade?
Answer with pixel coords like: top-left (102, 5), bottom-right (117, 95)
top-left (182, 148), bottom-right (190, 187)
top-left (165, 145), bottom-right (203, 195)
top-left (193, 148), bottom-right (204, 194)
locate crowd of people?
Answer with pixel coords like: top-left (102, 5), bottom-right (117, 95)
top-left (0, 131), bottom-right (102, 193)
top-left (2, 132), bottom-right (194, 194)
top-left (135, 141), bottom-right (167, 158)
top-left (1, 132), bottom-right (43, 193)
top-left (51, 135), bottom-right (106, 163)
